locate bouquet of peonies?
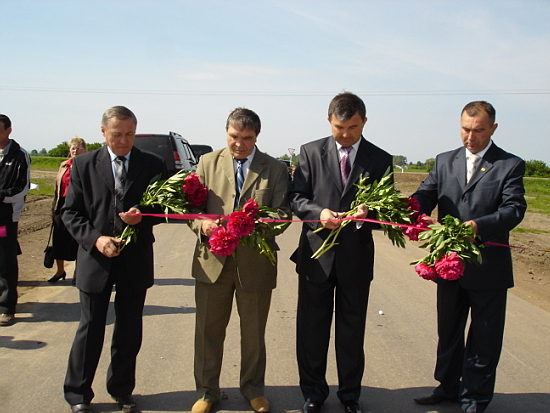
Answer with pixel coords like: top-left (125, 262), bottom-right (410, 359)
top-left (411, 215), bottom-right (482, 281)
top-left (208, 198), bottom-right (290, 265)
top-left (311, 169), bottom-right (416, 259)
top-left (118, 170), bottom-right (207, 250)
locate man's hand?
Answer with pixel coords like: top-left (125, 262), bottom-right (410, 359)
top-left (464, 220), bottom-right (478, 234)
top-left (95, 236), bottom-right (123, 257)
top-left (320, 208), bottom-right (345, 230)
top-left (120, 207), bottom-right (142, 226)
top-left (421, 215), bottom-right (438, 226)
top-left (201, 218), bottom-right (220, 238)
top-left (351, 204), bottom-right (368, 222)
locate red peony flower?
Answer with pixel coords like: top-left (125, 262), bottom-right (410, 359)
top-left (415, 262), bottom-right (439, 281)
top-left (209, 226), bottom-right (240, 256)
top-left (406, 197), bottom-right (421, 221)
top-left (227, 211), bottom-right (256, 237)
top-left (434, 252), bottom-right (465, 280)
top-left (188, 186), bottom-right (208, 207)
top-left (404, 214), bottom-right (431, 241)
top-left (182, 173), bottom-right (203, 195)
top-left (242, 198), bottom-right (259, 218)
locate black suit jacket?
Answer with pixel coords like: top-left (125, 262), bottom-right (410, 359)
top-left (289, 136), bottom-right (393, 282)
top-left (62, 146), bottom-right (166, 293)
top-left (413, 143), bottom-right (526, 290)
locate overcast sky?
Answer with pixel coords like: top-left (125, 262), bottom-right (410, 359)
top-left (2, 0), bottom-right (549, 164)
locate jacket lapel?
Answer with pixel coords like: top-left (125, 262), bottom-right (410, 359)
top-left (96, 147), bottom-right (116, 194)
top-left (322, 138), bottom-right (344, 193)
top-left (466, 145), bottom-right (495, 190)
top-left (241, 148), bottom-right (263, 198)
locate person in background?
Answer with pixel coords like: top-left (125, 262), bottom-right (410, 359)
top-left (0, 114), bottom-right (30, 327)
top-left (412, 101), bottom-right (526, 413)
top-left (48, 136), bottom-right (87, 284)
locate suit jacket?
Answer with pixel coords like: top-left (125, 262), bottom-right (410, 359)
top-left (413, 143), bottom-right (526, 290)
top-left (289, 136), bottom-right (393, 283)
top-left (62, 146), bottom-right (167, 294)
top-left (52, 159), bottom-right (70, 215)
top-left (189, 147), bottom-right (291, 291)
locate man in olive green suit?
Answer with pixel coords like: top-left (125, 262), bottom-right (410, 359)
top-left (188, 108), bottom-right (291, 413)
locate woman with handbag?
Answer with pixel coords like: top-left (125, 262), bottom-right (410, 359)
top-left (47, 137), bottom-right (86, 283)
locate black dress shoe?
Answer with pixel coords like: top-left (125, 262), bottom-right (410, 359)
top-left (71, 403), bottom-right (93, 413)
top-left (414, 393), bottom-right (454, 405)
top-left (302, 399), bottom-right (322, 413)
top-left (343, 400), bottom-right (362, 413)
top-left (112, 395), bottom-right (137, 412)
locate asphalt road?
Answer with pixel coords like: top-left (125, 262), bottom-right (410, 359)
top-left (1, 222), bottom-right (549, 413)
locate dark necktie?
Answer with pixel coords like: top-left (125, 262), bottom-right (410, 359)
top-left (235, 158), bottom-right (247, 210)
top-left (114, 156), bottom-right (127, 236)
top-left (340, 146), bottom-right (352, 186)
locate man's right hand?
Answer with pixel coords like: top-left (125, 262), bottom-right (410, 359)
top-left (201, 218), bottom-right (219, 238)
top-left (320, 208), bottom-right (345, 230)
top-left (95, 236), bottom-right (123, 257)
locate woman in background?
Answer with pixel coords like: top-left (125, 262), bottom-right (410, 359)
top-left (47, 137), bottom-right (86, 283)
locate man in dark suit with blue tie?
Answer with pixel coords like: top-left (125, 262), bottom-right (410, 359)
top-left (289, 92), bottom-right (393, 413)
top-left (412, 101), bottom-right (526, 413)
top-left (62, 106), bottom-right (167, 413)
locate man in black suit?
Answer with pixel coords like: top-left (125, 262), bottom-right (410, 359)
top-left (289, 92), bottom-right (393, 413)
top-left (412, 101), bottom-right (526, 413)
top-left (62, 106), bottom-right (167, 413)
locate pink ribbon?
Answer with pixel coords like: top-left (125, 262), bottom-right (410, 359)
top-left (132, 213), bottom-right (550, 253)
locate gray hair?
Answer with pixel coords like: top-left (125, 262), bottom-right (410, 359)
top-left (101, 106), bottom-right (137, 129)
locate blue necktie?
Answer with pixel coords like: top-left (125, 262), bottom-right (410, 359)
top-left (235, 158), bottom-right (247, 209)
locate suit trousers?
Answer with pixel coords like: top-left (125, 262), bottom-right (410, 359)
top-left (297, 265), bottom-right (371, 403)
top-left (194, 256), bottom-right (272, 403)
top-left (0, 222), bottom-right (19, 315)
top-left (64, 257), bottom-right (147, 405)
top-left (433, 281), bottom-right (507, 409)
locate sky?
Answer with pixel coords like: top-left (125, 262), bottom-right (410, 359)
top-left (2, 0), bottom-right (549, 164)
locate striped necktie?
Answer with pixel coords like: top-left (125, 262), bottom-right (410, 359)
top-left (467, 154), bottom-right (480, 182)
top-left (114, 156), bottom-right (127, 236)
top-left (235, 158), bottom-right (247, 209)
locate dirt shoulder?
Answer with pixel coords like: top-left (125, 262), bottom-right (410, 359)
top-left (14, 171), bottom-right (550, 313)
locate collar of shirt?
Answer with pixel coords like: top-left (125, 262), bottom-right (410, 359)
top-left (107, 147), bottom-right (131, 178)
top-left (233, 146), bottom-right (256, 177)
top-left (0, 141), bottom-right (12, 155)
top-left (335, 139), bottom-right (361, 167)
top-left (465, 139), bottom-right (492, 160)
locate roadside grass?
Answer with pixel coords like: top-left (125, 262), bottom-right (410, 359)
top-left (523, 177), bottom-right (550, 215)
top-left (30, 156), bottom-right (66, 169)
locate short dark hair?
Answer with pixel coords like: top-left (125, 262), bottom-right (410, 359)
top-left (101, 106), bottom-right (137, 129)
top-left (0, 114), bottom-right (12, 129)
top-left (462, 101), bottom-right (496, 124)
top-left (226, 107), bottom-right (261, 136)
top-left (328, 92), bottom-right (367, 120)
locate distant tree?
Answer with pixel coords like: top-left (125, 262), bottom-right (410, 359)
top-left (425, 158), bottom-right (435, 172)
top-left (86, 142), bottom-right (104, 151)
top-left (48, 142), bottom-right (70, 158)
top-left (278, 154), bottom-right (291, 161)
top-left (39, 148), bottom-right (48, 156)
top-left (525, 160), bottom-right (550, 178)
top-left (392, 155), bottom-right (408, 166)
top-left (30, 149), bottom-right (38, 156)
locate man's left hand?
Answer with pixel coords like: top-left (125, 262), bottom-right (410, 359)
top-left (120, 207), bottom-right (142, 226)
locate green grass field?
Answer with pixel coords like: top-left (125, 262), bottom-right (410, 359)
top-left (523, 177), bottom-right (550, 215)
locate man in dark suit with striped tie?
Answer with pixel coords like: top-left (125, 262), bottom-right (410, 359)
top-left (62, 106), bottom-right (167, 413)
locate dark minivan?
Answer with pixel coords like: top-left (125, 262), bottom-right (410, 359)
top-left (190, 144), bottom-right (213, 161)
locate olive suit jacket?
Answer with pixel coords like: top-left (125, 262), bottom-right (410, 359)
top-left (189, 147), bottom-right (291, 291)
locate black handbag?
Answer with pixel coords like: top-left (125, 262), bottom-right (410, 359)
top-left (43, 224), bottom-right (55, 269)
